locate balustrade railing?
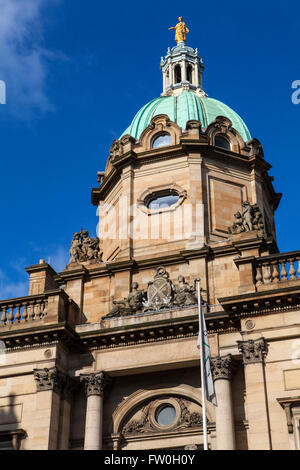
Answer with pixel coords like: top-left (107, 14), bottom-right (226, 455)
top-left (254, 251), bottom-right (300, 288)
top-left (0, 296), bottom-right (48, 326)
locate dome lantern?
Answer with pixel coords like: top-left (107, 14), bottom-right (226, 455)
top-left (160, 42), bottom-right (205, 97)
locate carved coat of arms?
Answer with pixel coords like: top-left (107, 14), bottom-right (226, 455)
top-left (144, 267), bottom-right (173, 311)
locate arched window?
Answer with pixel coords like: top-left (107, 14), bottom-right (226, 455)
top-left (187, 64), bottom-right (193, 83)
top-left (215, 135), bottom-right (231, 150)
top-left (174, 65), bottom-right (182, 84)
top-left (152, 133), bottom-right (172, 149)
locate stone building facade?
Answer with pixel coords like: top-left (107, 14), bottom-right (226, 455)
top-left (0, 38), bottom-right (299, 451)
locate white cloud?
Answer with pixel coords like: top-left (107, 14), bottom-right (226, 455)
top-left (0, 243), bottom-right (69, 300)
top-left (47, 246), bottom-right (69, 273)
top-left (0, 268), bottom-right (28, 300)
top-left (0, 0), bottom-right (60, 115)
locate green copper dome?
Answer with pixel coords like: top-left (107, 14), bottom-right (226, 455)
top-left (121, 91), bottom-right (251, 143)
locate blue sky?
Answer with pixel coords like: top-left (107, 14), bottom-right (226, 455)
top-left (0, 0), bottom-right (299, 299)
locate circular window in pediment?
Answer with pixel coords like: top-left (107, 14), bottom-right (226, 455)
top-left (155, 404), bottom-right (177, 427)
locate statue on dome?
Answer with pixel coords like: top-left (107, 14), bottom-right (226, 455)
top-left (168, 17), bottom-right (190, 44)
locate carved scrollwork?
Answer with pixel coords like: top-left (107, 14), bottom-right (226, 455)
top-left (122, 396), bottom-right (205, 436)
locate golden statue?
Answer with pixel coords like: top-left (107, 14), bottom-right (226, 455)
top-left (168, 17), bottom-right (190, 44)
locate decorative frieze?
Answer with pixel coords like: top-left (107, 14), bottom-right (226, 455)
top-left (211, 354), bottom-right (234, 381)
top-left (80, 371), bottom-right (111, 397)
top-left (237, 338), bottom-right (268, 365)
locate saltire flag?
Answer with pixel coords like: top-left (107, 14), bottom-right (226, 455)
top-left (197, 306), bottom-right (217, 406)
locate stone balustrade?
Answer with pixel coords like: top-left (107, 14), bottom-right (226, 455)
top-left (254, 251), bottom-right (300, 288)
top-left (0, 289), bottom-right (80, 328)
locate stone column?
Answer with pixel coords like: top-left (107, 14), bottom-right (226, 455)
top-left (211, 354), bottom-right (235, 450)
top-left (182, 59), bottom-right (187, 82)
top-left (80, 372), bottom-right (111, 450)
top-left (33, 367), bottom-right (64, 450)
top-left (237, 337), bottom-right (271, 450)
top-left (168, 59), bottom-right (173, 88)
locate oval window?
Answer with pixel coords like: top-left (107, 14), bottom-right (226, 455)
top-left (147, 192), bottom-right (179, 210)
top-left (155, 405), bottom-right (176, 427)
top-left (215, 135), bottom-right (231, 150)
top-left (152, 133), bottom-right (172, 149)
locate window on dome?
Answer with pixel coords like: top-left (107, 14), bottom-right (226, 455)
top-left (146, 190), bottom-right (179, 210)
top-left (215, 135), bottom-right (231, 150)
top-left (187, 64), bottom-right (193, 83)
top-left (174, 65), bottom-right (182, 84)
top-left (152, 133), bottom-right (172, 149)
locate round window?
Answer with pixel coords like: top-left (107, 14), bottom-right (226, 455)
top-left (155, 405), bottom-right (177, 426)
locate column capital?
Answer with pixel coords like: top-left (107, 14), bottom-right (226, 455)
top-left (237, 337), bottom-right (268, 365)
top-left (33, 367), bottom-right (65, 393)
top-left (211, 354), bottom-right (234, 382)
top-left (80, 371), bottom-right (111, 397)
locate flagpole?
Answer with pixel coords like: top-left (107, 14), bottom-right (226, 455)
top-left (196, 278), bottom-right (208, 451)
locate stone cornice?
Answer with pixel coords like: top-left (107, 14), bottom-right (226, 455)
top-left (0, 322), bottom-right (81, 351)
top-left (78, 310), bottom-right (239, 351)
top-left (219, 285), bottom-right (300, 318)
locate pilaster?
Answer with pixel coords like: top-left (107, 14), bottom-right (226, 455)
top-left (237, 337), bottom-right (271, 449)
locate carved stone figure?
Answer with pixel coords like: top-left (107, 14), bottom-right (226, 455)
top-left (106, 283), bottom-right (145, 318)
top-left (173, 276), bottom-right (198, 307)
top-left (103, 266), bottom-right (200, 318)
top-left (168, 17), bottom-right (190, 43)
top-left (228, 212), bottom-right (243, 234)
top-left (252, 204), bottom-right (264, 230)
top-left (228, 202), bottom-right (264, 234)
top-left (241, 201), bottom-right (253, 231)
top-left (69, 229), bottom-right (101, 263)
top-left (69, 233), bottom-right (82, 263)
